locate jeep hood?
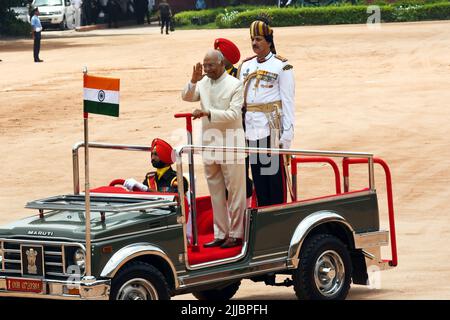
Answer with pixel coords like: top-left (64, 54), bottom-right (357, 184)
top-left (0, 208), bottom-right (178, 242)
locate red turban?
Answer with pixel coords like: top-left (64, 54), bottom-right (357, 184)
top-left (150, 138), bottom-right (174, 165)
top-left (214, 38), bottom-right (241, 65)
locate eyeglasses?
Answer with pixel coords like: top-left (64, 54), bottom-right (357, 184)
top-left (202, 62), bottom-right (219, 68)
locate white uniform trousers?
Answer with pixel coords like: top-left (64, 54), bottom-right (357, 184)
top-left (204, 162), bottom-right (246, 239)
top-left (75, 7), bottom-right (81, 28)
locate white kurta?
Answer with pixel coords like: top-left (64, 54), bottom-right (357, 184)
top-left (182, 71), bottom-right (246, 239)
top-left (182, 71), bottom-right (246, 158)
top-left (239, 52), bottom-right (296, 148)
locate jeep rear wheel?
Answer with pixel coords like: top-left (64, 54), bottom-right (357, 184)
top-left (292, 234), bottom-right (352, 300)
top-left (110, 261), bottom-right (170, 300)
top-left (193, 281), bottom-right (241, 300)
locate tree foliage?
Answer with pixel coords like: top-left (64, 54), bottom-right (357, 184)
top-left (0, 0), bottom-right (31, 37)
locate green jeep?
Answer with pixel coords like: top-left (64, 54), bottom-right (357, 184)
top-left (0, 141), bottom-right (398, 300)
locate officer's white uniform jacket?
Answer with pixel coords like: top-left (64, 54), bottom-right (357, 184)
top-left (238, 52), bottom-right (295, 148)
top-left (182, 71), bottom-right (246, 161)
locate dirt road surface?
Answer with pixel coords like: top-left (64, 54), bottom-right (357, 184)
top-left (1, 21), bottom-right (450, 299)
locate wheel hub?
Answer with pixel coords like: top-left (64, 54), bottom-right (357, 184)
top-left (314, 250), bottom-right (345, 297)
top-left (116, 278), bottom-right (159, 300)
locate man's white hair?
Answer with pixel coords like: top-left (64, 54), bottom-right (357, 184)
top-left (205, 49), bottom-right (224, 63)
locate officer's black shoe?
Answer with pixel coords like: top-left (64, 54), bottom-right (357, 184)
top-left (35, 59), bottom-right (44, 63)
top-left (203, 238), bottom-right (226, 248)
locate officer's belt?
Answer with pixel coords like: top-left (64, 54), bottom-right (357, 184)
top-left (246, 100), bottom-right (282, 113)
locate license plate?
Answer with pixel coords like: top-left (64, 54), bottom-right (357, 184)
top-left (6, 278), bottom-right (43, 293)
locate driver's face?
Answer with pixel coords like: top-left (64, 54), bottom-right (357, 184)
top-left (151, 150), bottom-right (160, 163)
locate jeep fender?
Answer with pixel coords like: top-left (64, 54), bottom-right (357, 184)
top-left (287, 211), bottom-right (355, 269)
top-left (100, 243), bottom-right (179, 288)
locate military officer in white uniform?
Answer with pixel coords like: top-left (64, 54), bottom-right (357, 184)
top-left (238, 18), bottom-right (296, 207)
top-left (182, 49), bottom-right (247, 249)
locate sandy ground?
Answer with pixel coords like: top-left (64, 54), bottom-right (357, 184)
top-left (1, 21), bottom-right (450, 299)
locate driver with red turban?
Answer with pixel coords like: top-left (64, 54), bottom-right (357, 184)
top-left (214, 38), bottom-right (241, 78)
top-left (123, 138), bottom-right (188, 193)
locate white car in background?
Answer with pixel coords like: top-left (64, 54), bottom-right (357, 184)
top-left (31, 0), bottom-right (75, 30)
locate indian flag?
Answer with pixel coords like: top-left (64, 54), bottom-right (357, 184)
top-left (83, 74), bottom-right (120, 117)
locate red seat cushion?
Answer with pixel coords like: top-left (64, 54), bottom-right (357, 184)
top-left (90, 186), bottom-right (177, 197)
top-left (194, 196), bottom-right (214, 235)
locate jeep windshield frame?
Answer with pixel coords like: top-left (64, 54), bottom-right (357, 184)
top-left (26, 194), bottom-right (177, 214)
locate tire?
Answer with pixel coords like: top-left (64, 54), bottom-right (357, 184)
top-left (193, 281), bottom-right (241, 300)
top-left (110, 261), bottom-right (170, 300)
top-left (59, 17), bottom-right (66, 30)
top-left (292, 234), bottom-right (352, 300)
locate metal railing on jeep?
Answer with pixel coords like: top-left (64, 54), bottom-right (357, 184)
top-left (71, 142), bottom-right (376, 251)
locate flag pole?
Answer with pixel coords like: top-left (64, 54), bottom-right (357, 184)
top-left (82, 66), bottom-right (92, 278)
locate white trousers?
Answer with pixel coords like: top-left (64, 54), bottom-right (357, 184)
top-left (204, 162), bottom-right (246, 239)
top-left (72, 6), bottom-right (81, 28)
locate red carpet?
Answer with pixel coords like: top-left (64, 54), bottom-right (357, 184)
top-left (186, 196), bottom-right (243, 265)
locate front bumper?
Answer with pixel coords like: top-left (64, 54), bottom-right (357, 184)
top-left (40, 15), bottom-right (64, 25)
top-left (0, 276), bottom-right (110, 300)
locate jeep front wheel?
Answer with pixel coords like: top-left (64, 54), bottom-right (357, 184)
top-left (193, 281), bottom-right (241, 300)
top-left (292, 234), bottom-right (352, 300)
top-left (110, 261), bottom-right (170, 300)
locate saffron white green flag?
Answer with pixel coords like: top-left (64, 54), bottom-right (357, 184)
top-left (83, 74), bottom-right (120, 117)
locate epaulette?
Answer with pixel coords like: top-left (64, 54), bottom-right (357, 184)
top-left (283, 64), bottom-right (293, 71)
top-left (237, 55), bottom-right (257, 79)
top-left (242, 55), bottom-right (257, 63)
top-left (275, 55), bottom-right (288, 62)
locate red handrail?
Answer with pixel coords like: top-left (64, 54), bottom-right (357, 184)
top-left (174, 112), bottom-right (199, 251)
top-left (174, 113), bottom-right (193, 134)
top-left (291, 157), bottom-right (342, 201)
top-left (342, 157), bottom-right (398, 267)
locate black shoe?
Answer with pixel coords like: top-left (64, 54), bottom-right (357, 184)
top-left (203, 238), bottom-right (226, 248)
top-left (34, 59), bottom-right (43, 63)
top-left (220, 237), bottom-right (242, 249)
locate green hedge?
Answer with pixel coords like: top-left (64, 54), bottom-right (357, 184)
top-left (357, 0), bottom-right (448, 5)
top-left (173, 5), bottom-right (272, 26)
top-left (215, 2), bottom-right (450, 28)
top-left (174, 8), bottom-right (223, 26)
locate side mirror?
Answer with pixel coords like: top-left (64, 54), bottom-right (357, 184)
top-left (65, 1), bottom-right (71, 6)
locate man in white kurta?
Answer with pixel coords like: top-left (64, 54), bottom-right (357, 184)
top-left (182, 50), bottom-right (246, 249)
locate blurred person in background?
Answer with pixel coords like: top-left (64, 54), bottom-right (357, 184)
top-left (158, 0), bottom-right (172, 35)
top-left (30, 7), bottom-right (43, 63)
top-left (70, 0), bottom-right (83, 29)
